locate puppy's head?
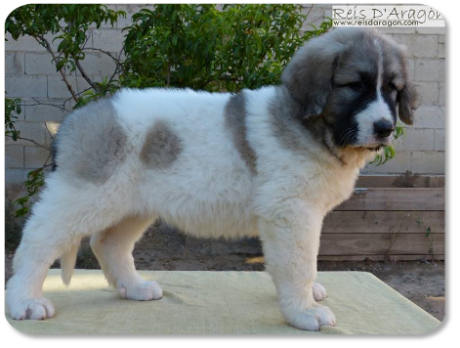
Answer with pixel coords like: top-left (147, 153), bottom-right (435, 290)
top-left (282, 28), bottom-right (420, 150)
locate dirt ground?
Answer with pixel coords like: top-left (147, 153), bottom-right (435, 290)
top-left (4, 221), bottom-right (445, 321)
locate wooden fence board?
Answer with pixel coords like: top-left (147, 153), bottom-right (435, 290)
top-left (336, 188), bottom-right (445, 211)
top-left (323, 211), bottom-right (444, 233)
top-left (319, 233), bottom-right (444, 256)
top-left (318, 254), bottom-right (445, 261)
top-left (357, 175), bottom-right (445, 188)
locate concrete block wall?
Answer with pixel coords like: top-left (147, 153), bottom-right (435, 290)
top-left (5, 4), bottom-right (446, 197)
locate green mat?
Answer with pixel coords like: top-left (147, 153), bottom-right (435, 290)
top-left (6, 269), bottom-right (441, 335)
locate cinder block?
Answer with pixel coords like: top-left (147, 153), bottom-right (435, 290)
top-left (302, 7), bottom-right (327, 30)
top-left (393, 128), bottom-right (434, 151)
top-left (77, 52), bottom-right (118, 77)
top-left (91, 29), bottom-right (125, 52)
top-left (23, 98), bottom-right (70, 122)
top-left (5, 168), bottom-right (31, 201)
top-left (126, 4), bottom-right (149, 14)
top-left (362, 151), bottom-right (411, 174)
top-left (47, 75), bottom-right (92, 99)
top-left (414, 81), bottom-right (438, 105)
top-left (6, 53), bottom-right (25, 75)
top-left (5, 145), bottom-right (24, 168)
top-left (439, 83), bottom-right (445, 105)
top-left (5, 75), bottom-right (47, 98)
top-left (312, 4), bottom-right (331, 8)
top-left (24, 146), bottom-right (52, 168)
top-left (25, 53), bottom-right (60, 75)
top-left (116, 10), bottom-right (134, 29)
top-left (5, 32), bottom-right (61, 52)
top-left (378, 27), bottom-right (416, 34)
top-left (5, 121), bottom-right (47, 147)
top-left (438, 34), bottom-right (445, 43)
top-left (5, 33), bottom-right (45, 52)
top-left (413, 105), bottom-right (445, 129)
top-left (434, 130), bottom-right (445, 151)
top-left (414, 59), bottom-right (445, 82)
top-left (389, 34), bottom-right (438, 58)
top-left (406, 58), bottom-right (415, 80)
top-left (438, 41), bottom-right (445, 59)
top-left (411, 151), bottom-right (445, 174)
top-left (5, 168), bottom-right (30, 185)
top-left (415, 27), bottom-right (446, 35)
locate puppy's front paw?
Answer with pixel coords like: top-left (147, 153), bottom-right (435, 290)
top-left (8, 297), bottom-right (55, 320)
top-left (312, 282), bottom-right (327, 301)
top-left (117, 280), bottom-right (163, 301)
top-left (284, 305), bottom-right (336, 331)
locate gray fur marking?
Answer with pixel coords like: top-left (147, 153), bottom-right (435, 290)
top-left (268, 86), bottom-right (316, 153)
top-left (140, 120), bottom-right (182, 169)
top-left (54, 98), bottom-right (127, 184)
top-left (224, 93), bottom-right (258, 175)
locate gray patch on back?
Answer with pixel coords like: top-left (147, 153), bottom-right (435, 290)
top-left (140, 120), bottom-right (182, 169)
top-left (54, 98), bottom-right (127, 184)
top-left (224, 93), bottom-right (258, 175)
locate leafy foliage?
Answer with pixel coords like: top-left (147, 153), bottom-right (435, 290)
top-left (5, 200), bottom-right (23, 250)
top-left (6, 4), bottom-right (125, 73)
top-left (370, 124), bottom-right (406, 166)
top-left (415, 217), bottom-right (434, 258)
top-left (122, 4), bottom-right (331, 92)
top-left (14, 168), bottom-right (46, 217)
top-left (5, 96), bottom-right (21, 140)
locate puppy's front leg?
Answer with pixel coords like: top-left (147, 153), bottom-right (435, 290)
top-left (258, 201), bottom-right (335, 331)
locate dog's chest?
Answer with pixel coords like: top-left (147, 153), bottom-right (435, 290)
top-left (315, 167), bottom-right (358, 213)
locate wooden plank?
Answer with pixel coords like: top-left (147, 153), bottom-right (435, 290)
top-left (357, 174), bottom-right (445, 188)
top-left (336, 188), bottom-right (445, 211)
top-left (319, 233), bottom-right (445, 256)
top-left (318, 254), bottom-right (445, 261)
top-left (323, 211), bottom-right (445, 233)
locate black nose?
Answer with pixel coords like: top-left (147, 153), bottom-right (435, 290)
top-left (374, 120), bottom-right (395, 138)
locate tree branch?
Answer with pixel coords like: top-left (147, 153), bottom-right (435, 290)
top-left (35, 35), bottom-right (79, 103)
top-left (75, 58), bottom-right (98, 91)
top-left (82, 47), bottom-right (123, 66)
top-left (74, 35), bottom-right (99, 91)
top-left (6, 134), bottom-right (50, 150)
top-left (22, 98), bottom-right (71, 112)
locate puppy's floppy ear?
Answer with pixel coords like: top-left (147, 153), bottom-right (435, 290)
top-left (394, 43), bottom-right (421, 125)
top-left (397, 81), bottom-right (420, 125)
top-left (281, 31), bottom-right (345, 116)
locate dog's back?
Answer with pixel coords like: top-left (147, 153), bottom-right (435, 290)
top-left (52, 88), bottom-right (260, 239)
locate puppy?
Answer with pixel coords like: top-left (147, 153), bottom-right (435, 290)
top-left (6, 28), bottom-right (419, 330)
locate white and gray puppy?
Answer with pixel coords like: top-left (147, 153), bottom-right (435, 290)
top-left (7, 28), bottom-right (419, 330)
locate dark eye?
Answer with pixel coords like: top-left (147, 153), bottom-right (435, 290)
top-left (383, 83), bottom-right (397, 91)
top-left (340, 81), bottom-right (363, 91)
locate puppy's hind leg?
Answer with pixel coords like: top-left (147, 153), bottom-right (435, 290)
top-left (6, 181), bottom-right (125, 321)
top-left (90, 216), bottom-right (162, 301)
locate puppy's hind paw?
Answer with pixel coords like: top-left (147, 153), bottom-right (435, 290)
top-left (312, 282), bottom-right (328, 301)
top-left (117, 280), bottom-right (163, 301)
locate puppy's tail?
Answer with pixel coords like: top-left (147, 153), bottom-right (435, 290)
top-left (60, 239), bottom-right (81, 286)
